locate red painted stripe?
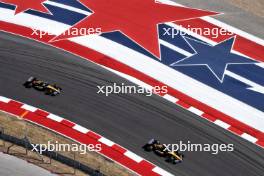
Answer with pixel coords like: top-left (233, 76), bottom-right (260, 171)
top-left (202, 113), bottom-right (217, 122)
top-left (256, 140), bottom-right (264, 147)
top-left (100, 147), bottom-right (129, 162)
top-left (138, 160), bottom-right (158, 176)
top-left (112, 144), bottom-right (127, 154)
top-left (35, 109), bottom-right (49, 117)
top-left (7, 100), bottom-right (23, 107)
top-left (228, 126), bottom-right (243, 135)
top-left (61, 119), bottom-right (76, 128)
top-left (0, 102), bottom-right (6, 109)
top-left (24, 113), bottom-right (50, 124)
top-left (176, 100), bottom-right (191, 108)
top-left (1, 104), bottom-right (24, 116)
top-left (0, 21), bottom-right (263, 144)
top-left (87, 131), bottom-right (101, 140)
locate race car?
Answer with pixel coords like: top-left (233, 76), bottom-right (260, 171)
top-left (24, 77), bottom-right (62, 96)
top-left (143, 139), bottom-right (184, 164)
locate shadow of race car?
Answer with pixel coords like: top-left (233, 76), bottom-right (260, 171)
top-left (143, 139), bottom-right (184, 164)
top-left (24, 77), bottom-right (62, 96)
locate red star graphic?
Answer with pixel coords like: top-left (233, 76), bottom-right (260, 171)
top-left (0, 0), bottom-right (51, 15)
top-left (51, 0), bottom-right (218, 58)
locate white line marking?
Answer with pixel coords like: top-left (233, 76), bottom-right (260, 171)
top-left (124, 151), bottom-right (143, 163)
top-left (0, 96), bottom-right (11, 103)
top-left (256, 63), bottom-right (264, 69)
top-left (44, 1), bottom-right (90, 16)
top-left (152, 166), bottom-right (174, 176)
top-left (160, 39), bottom-right (193, 57)
top-left (21, 104), bottom-right (38, 112)
top-left (248, 87), bottom-right (264, 95)
top-left (226, 70), bottom-right (264, 94)
top-left (201, 16), bottom-right (264, 46)
top-left (98, 137), bottom-right (115, 147)
top-left (47, 114), bottom-right (64, 122)
top-left (163, 94), bottom-right (179, 103)
top-left (241, 133), bottom-right (258, 143)
top-left (188, 107), bottom-right (204, 116)
top-left (214, 119), bottom-right (231, 129)
top-left (73, 124), bottom-right (90, 134)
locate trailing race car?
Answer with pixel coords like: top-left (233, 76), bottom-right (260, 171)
top-left (24, 77), bottom-right (62, 96)
top-left (143, 139), bottom-right (184, 164)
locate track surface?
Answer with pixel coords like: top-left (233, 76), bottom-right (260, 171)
top-left (0, 32), bottom-right (264, 175)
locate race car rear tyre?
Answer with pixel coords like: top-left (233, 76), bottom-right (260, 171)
top-left (142, 144), bottom-right (153, 151)
top-left (52, 92), bottom-right (58, 96)
top-left (166, 156), bottom-right (181, 164)
top-left (44, 89), bottom-right (51, 95)
top-left (24, 82), bottom-right (33, 88)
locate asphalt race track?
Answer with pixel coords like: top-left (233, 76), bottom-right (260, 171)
top-left (0, 32), bottom-right (264, 176)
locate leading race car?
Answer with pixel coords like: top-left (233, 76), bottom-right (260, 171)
top-left (24, 77), bottom-right (62, 96)
top-left (143, 139), bottom-right (184, 164)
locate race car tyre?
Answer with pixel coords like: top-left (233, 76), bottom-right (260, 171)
top-left (24, 82), bottom-right (33, 88)
top-left (165, 156), bottom-right (181, 164)
top-left (142, 144), bottom-right (153, 151)
top-left (35, 86), bottom-right (45, 91)
top-left (52, 92), bottom-right (58, 96)
top-left (44, 89), bottom-right (51, 95)
top-left (154, 150), bottom-right (165, 156)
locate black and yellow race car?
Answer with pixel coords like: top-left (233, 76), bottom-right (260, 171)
top-left (24, 77), bottom-right (62, 96)
top-left (143, 139), bottom-right (184, 164)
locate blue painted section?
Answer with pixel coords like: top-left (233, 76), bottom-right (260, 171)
top-left (50, 0), bottom-right (92, 12)
top-left (160, 46), bottom-right (186, 65)
top-left (27, 4), bottom-right (86, 26)
top-left (0, 2), bottom-right (86, 25)
top-left (229, 64), bottom-right (264, 86)
top-left (158, 24), bottom-right (195, 54)
top-left (0, 2), bottom-right (15, 10)
top-left (172, 37), bottom-right (257, 80)
top-left (101, 32), bottom-right (156, 59)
